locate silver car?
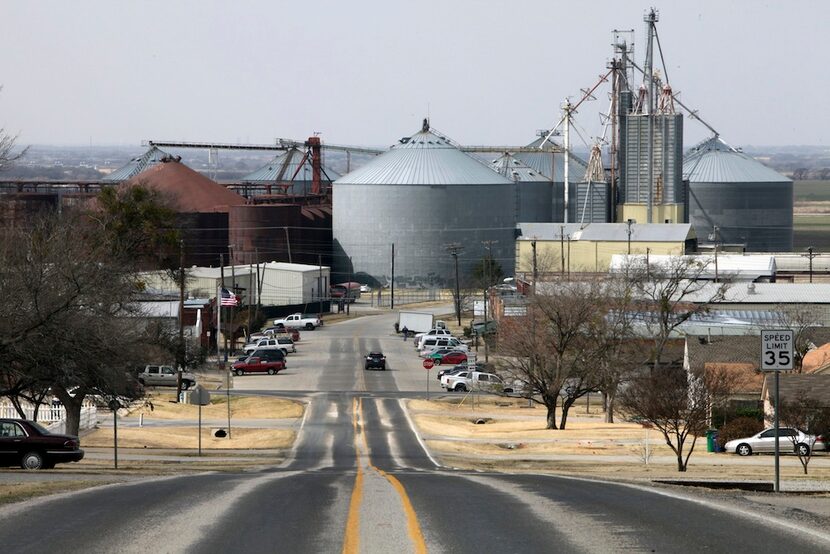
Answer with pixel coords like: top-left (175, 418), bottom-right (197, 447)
top-left (724, 427), bottom-right (827, 456)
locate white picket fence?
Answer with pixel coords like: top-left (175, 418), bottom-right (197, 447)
top-left (0, 401), bottom-right (98, 434)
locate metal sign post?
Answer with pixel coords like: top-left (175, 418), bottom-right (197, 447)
top-left (423, 358), bottom-right (435, 401)
top-left (189, 385), bottom-right (212, 456)
top-left (760, 329), bottom-right (794, 493)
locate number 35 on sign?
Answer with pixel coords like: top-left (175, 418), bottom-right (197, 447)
top-left (760, 329), bottom-right (794, 371)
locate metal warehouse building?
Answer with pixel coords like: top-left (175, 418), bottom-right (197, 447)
top-left (515, 222), bottom-right (696, 276)
top-left (333, 120), bottom-right (516, 287)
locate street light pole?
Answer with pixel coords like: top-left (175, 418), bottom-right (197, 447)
top-left (446, 243), bottom-right (464, 326)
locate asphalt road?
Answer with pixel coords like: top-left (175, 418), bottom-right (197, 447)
top-left (1, 306), bottom-right (829, 552)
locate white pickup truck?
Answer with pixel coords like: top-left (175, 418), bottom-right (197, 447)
top-left (273, 313), bottom-right (323, 330)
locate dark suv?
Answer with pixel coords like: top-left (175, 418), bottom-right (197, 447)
top-left (0, 419), bottom-right (84, 470)
top-left (249, 349), bottom-right (286, 363)
top-left (365, 351), bottom-right (386, 371)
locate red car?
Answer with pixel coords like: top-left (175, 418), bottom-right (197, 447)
top-left (232, 354), bottom-right (286, 376)
top-left (436, 351), bottom-right (467, 365)
top-left (0, 419), bottom-right (84, 470)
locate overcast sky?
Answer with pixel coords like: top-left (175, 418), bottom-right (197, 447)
top-left (1, 1), bottom-right (827, 149)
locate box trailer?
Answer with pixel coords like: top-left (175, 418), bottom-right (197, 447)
top-left (397, 311), bottom-right (434, 334)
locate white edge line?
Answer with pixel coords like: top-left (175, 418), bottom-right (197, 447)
top-left (279, 397), bottom-right (312, 469)
top-left (517, 472), bottom-right (830, 545)
top-left (399, 398), bottom-right (441, 468)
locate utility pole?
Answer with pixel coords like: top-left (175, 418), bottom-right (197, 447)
top-left (803, 246), bottom-right (818, 283)
top-left (446, 243), bottom-right (464, 326)
top-left (626, 218), bottom-right (634, 255)
top-left (531, 239), bottom-right (538, 296)
top-left (391, 243), bottom-right (395, 310)
top-left (710, 225), bottom-right (720, 283)
top-left (318, 254), bottom-right (323, 320)
top-left (254, 247), bottom-right (260, 321)
top-left (566, 234), bottom-right (571, 281)
top-left (481, 240), bottom-right (498, 363)
top-left (560, 225), bottom-right (565, 275)
top-left (230, 245), bottom-right (237, 355)
top-left (347, 256), bottom-right (352, 316)
top-left (248, 261), bottom-right (253, 335)
top-left (176, 239), bottom-right (185, 401)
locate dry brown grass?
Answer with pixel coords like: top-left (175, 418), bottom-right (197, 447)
top-left (0, 480), bottom-right (111, 505)
top-left (128, 394), bottom-right (303, 420)
top-left (83, 426), bottom-right (295, 450)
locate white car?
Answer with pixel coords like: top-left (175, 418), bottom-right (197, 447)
top-left (359, 284), bottom-right (371, 293)
top-left (723, 428), bottom-right (827, 457)
top-left (414, 328), bottom-right (453, 347)
top-left (243, 337), bottom-right (295, 355)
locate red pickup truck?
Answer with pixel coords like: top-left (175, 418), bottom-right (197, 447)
top-left (232, 355), bottom-right (286, 376)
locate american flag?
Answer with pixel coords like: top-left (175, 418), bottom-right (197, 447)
top-left (220, 287), bottom-right (238, 307)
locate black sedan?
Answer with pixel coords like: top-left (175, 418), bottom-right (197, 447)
top-left (0, 419), bottom-right (84, 470)
top-left (364, 352), bottom-right (387, 371)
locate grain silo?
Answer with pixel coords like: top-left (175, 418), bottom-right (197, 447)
top-left (333, 120), bottom-right (516, 286)
top-left (241, 146), bottom-right (341, 197)
top-left (683, 136), bottom-right (793, 252)
top-left (489, 153), bottom-right (555, 223)
top-left (103, 146), bottom-right (176, 182)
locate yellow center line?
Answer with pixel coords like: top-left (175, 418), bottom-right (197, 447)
top-left (342, 397), bottom-right (363, 554)
top-left (343, 397), bottom-right (428, 554)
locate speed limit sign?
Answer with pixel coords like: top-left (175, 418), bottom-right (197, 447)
top-left (760, 329), bottom-right (794, 371)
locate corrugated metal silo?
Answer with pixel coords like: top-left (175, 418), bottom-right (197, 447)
top-left (489, 153), bottom-right (553, 223)
top-left (683, 137), bottom-right (793, 252)
top-left (103, 146), bottom-right (177, 183)
top-left (242, 147), bottom-right (342, 196)
top-left (333, 120), bottom-right (516, 286)
top-left (568, 182), bottom-right (610, 224)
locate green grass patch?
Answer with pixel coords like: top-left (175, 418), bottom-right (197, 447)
top-left (795, 180), bottom-right (830, 202)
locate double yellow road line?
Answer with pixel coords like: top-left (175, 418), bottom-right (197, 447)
top-left (342, 397), bottom-right (427, 554)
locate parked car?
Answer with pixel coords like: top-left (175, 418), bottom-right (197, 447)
top-left (250, 327), bottom-right (301, 342)
top-left (427, 350), bottom-right (468, 366)
top-left (232, 352), bottom-right (286, 376)
top-left (443, 371), bottom-right (513, 393)
top-left (724, 427), bottom-right (827, 456)
top-left (437, 362), bottom-right (492, 381)
top-left (365, 351), bottom-right (387, 371)
top-left (441, 370), bottom-right (469, 390)
top-left (243, 337), bottom-right (295, 355)
top-left (138, 365), bottom-right (196, 389)
top-left (413, 327), bottom-right (452, 350)
top-left (418, 337), bottom-right (467, 356)
top-left (359, 284), bottom-right (371, 293)
top-left (0, 419), bottom-right (84, 470)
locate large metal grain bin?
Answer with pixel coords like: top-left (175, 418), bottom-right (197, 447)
top-left (241, 147), bottom-right (341, 196)
top-left (684, 137), bottom-right (793, 252)
top-left (489, 153), bottom-right (553, 223)
top-left (333, 120), bottom-right (516, 286)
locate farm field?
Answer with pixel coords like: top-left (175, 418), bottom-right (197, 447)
top-left (794, 180), bottom-right (830, 250)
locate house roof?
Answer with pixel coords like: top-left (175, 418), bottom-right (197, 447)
top-left (686, 335), bottom-right (762, 375)
top-left (802, 342), bottom-right (830, 373)
top-left (762, 373), bottom-right (830, 407)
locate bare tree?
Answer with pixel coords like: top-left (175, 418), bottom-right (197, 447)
top-left (778, 394), bottom-right (830, 475)
top-left (773, 305), bottom-right (825, 373)
top-left (627, 256), bottom-right (729, 371)
top-left (499, 279), bottom-right (607, 429)
top-left (1, 208), bottom-right (162, 435)
top-left (619, 363), bottom-right (736, 472)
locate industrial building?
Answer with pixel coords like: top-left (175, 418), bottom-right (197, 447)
top-left (683, 136), bottom-right (793, 252)
top-left (139, 261), bottom-right (331, 317)
top-left (489, 153), bottom-right (553, 223)
top-left (333, 120), bottom-right (516, 286)
top-left (515, 222), bottom-right (696, 277)
top-left (241, 146), bottom-right (342, 197)
top-left (118, 157), bottom-right (246, 268)
top-left (102, 146), bottom-right (176, 182)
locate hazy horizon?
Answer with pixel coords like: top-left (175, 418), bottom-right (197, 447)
top-left (2, 1), bottom-right (828, 149)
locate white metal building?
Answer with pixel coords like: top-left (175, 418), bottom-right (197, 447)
top-left (138, 262), bottom-right (330, 307)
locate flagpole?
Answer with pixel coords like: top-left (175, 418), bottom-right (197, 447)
top-left (217, 284), bottom-right (222, 363)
